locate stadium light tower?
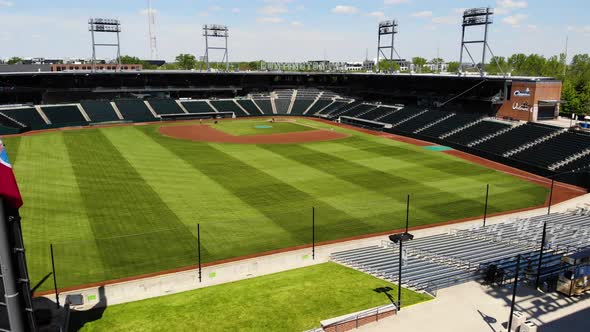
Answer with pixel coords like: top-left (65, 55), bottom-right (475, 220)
top-left (147, 0), bottom-right (158, 60)
top-left (88, 18), bottom-right (122, 72)
top-left (376, 20), bottom-right (401, 73)
top-left (459, 8), bottom-right (503, 76)
top-left (202, 24), bottom-right (229, 72)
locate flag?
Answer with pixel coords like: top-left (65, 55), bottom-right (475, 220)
top-left (0, 138), bottom-right (23, 209)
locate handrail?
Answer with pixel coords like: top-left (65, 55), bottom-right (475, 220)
top-left (321, 304), bottom-right (396, 331)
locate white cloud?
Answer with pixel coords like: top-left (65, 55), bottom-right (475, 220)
top-left (0, 1), bottom-right (13, 7)
top-left (384, 0), bottom-right (410, 4)
top-left (567, 25), bottom-right (590, 34)
top-left (495, 0), bottom-right (528, 15)
top-left (367, 11), bottom-right (386, 19)
top-left (291, 21), bottom-right (303, 27)
top-left (256, 16), bottom-right (285, 24)
top-left (258, 5), bottom-right (288, 15)
top-left (411, 11), bottom-right (433, 18)
top-left (231, 8), bottom-right (241, 13)
top-left (431, 16), bottom-right (457, 25)
top-left (526, 24), bottom-right (538, 31)
top-left (497, 0), bottom-right (528, 9)
top-left (198, 11), bottom-right (209, 17)
top-left (453, 8), bottom-right (466, 14)
top-left (502, 14), bottom-right (528, 27)
top-left (209, 5), bottom-right (223, 11)
top-left (331, 5), bottom-right (358, 14)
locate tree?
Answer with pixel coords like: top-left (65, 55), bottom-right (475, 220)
top-left (7, 57), bottom-right (23, 64)
top-left (411, 57), bottom-right (427, 72)
top-left (378, 59), bottom-right (400, 72)
top-left (175, 53), bottom-right (197, 70)
top-left (447, 61), bottom-right (460, 73)
top-left (486, 56), bottom-right (507, 75)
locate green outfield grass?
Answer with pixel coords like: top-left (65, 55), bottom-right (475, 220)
top-left (3, 118), bottom-right (548, 290)
top-left (210, 119), bottom-right (315, 136)
top-left (76, 263), bottom-right (432, 332)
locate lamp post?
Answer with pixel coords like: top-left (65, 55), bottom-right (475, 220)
top-left (507, 254), bottom-right (522, 332)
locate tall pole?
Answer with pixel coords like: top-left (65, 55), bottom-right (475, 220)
top-left (397, 239), bottom-right (403, 311)
top-left (50, 243), bottom-right (59, 308)
top-left (507, 254), bottom-right (522, 332)
top-left (312, 207), bottom-right (315, 260)
top-left (197, 224), bottom-right (202, 283)
top-left (0, 198), bottom-right (26, 331)
top-left (481, 8), bottom-right (490, 76)
top-left (116, 29), bottom-right (121, 71)
top-left (376, 27), bottom-right (381, 72)
top-left (535, 221), bottom-right (548, 289)
top-left (483, 184), bottom-right (490, 227)
top-left (548, 179), bottom-right (555, 215)
top-left (204, 26), bottom-right (210, 71)
top-left (90, 28), bottom-right (96, 73)
top-left (405, 194), bottom-right (410, 233)
top-left (459, 25), bottom-right (466, 73)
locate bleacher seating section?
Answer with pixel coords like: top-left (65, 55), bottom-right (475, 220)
top-left (378, 106), bottom-right (419, 125)
top-left (4, 92), bottom-right (590, 177)
top-left (419, 113), bottom-right (482, 138)
top-left (147, 99), bottom-right (184, 115)
top-left (305, 100), bottom-right (333, 115)
top-left (41, 105), bottom-right (87, 127)
top-left (81, 100), bottom-right (120, 122)
top-left (511, 131), bottom-right (590, 168)
top-left (336, 103), bottom-right (377, 119)
top-left (252, 99), bottom-right (273, 115)
top-left (180, 101), bottom-right (216, 114)
top-left (316, 101), bottom-right (349, 116)
top-left (357, 107), bottom-right (395, 121)
top-left (558, 153), bottom-right (590, 172)
top-left (395, 110), bottom-right (451, 133)
top-left (210, 100), bottom-right (248, 117)
top-left (236, 99), bottom-right (264, 116)
top-left (289, 99), bottom-right (314, 115)
top-left (114, 99), bottom-right (156, 122)
top-left (274, 99), bottom-right (291, 114)
top-left (445, 120), bottom-right (511, 146)
top-left (0, 107), bottom-right (47, 130)
top-left (473, 123), bottom-right (560, 155)
top-left (332, 210), bottom-right (590, 292)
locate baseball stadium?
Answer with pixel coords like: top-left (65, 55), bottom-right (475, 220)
top-left (1, 3), bottom-right (590, 332)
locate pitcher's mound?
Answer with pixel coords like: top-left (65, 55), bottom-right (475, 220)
top-left (159, 124), bottom-right (349, 144)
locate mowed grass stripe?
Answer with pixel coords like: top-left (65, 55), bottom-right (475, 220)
top-left (7, 133), bottom-right (101, 289)
top-left (64, 129), bottom-right (200, 282)
top-left (216, 143), bottom-right (435, 233)
top-left (104, 126), bottom-right (300, 261)
top-left (329, 137), bottom-right (548, 214)
top-left (261, 140), bottom-right (494, 226)
top-left (144, 127), bottom-right (365, 245)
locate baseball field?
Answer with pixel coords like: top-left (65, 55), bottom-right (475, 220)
top-left (2, 118), bottom-right (548, 290)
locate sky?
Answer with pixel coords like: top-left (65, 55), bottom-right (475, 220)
top-left (0, 0), bottom-right (588, 63)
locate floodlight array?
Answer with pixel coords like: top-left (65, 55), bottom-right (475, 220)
top-left (462, 7), bottom-right (493, 26)
top-left (89, 18), bottom-right (121, 32)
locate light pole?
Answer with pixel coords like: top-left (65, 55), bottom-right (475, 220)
top-left (507, 254), bottom-right (522, 332)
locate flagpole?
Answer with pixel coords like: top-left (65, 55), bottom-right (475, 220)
top-left (0, 198), bottom-right (26, 331)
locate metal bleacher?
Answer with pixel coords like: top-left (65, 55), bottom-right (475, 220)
top-left (331, 209), bottom-right (590, 294)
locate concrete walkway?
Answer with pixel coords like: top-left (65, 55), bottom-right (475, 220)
top-left (358, 281), bottom-right (590, 332)
top-left (44, 193), bottom-right (590, 310)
